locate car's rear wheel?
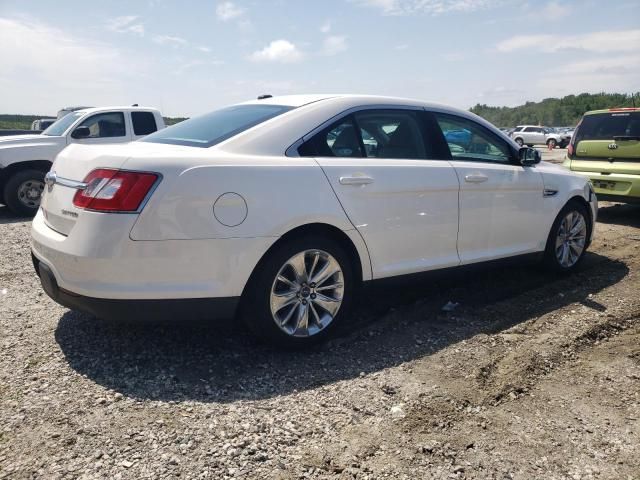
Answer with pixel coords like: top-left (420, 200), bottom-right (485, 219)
top-left (515, 137), bottom-right (524, 146)
top-left (3, 169), bottom-right (46, 217)
top-left (547, 138), bottom-right (557, 149)
top-left (241, 235), bottom-right (354, 347)
top-left (543, 201), bottom-right (590, 272)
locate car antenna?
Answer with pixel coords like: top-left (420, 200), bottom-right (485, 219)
top-left (257, 94), bottom-right (273, 100)
top-left (131, 103), bottom-right (139, 107)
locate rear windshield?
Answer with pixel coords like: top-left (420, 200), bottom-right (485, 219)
top-left (574, 111), bottom-right (640, 143)
top-left (141, 104), bottom-right (294, 148)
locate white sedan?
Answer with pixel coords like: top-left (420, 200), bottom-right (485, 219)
top-left (31, 95), bottom-right (597, 347)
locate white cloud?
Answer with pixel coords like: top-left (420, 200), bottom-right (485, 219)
top-left (497, 30), bottom-right (640, 53)
top-left (353, 0), bottom-right (499, 15)
top-left (106, 15), bottom-right (145, 36)
top-left (541, 1), bottom-right (570, 20)
top-left (538, 55), bottom-right (640, 96)
top-left (320, 20), bottom-right (332, 33)
top-left (0, 17), bottom-right (135, 114)
top-left (198, 46), bottom-right (211, 53)
top-left (216, 1), bottom-right (245, 21)
top-left (395, 44), bottom-right (409, 50)
top-left (249, 39), bottom-right (303, 63)
top-left (152, 35), bottom-right (188, 47)
top-left (321, 35), bottom-right (348, 56)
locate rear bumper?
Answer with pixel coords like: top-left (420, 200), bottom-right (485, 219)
top-left (30, 209), bottom-right (275, 300)
top-left (570, 170), bottom-right (640, 201)
top-left (33, 254), bottom-right (239, 321)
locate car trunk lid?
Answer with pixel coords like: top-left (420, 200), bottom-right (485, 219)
top-left (41, 143), bottom-right (134, 235)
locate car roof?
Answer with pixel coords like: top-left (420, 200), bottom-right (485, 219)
top-left (220, 94), bottom-right (515, 156)
top-left (241, 93), bottom-right (476, 118)
top-left (74, 106), bottom-right (161, 115)
top-left (585, 107), bottom-right (640, 116)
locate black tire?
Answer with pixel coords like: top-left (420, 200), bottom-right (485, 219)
top-left (543, 200), bottom-right (591, 273)
top-left (514, 137), bottom-right (524, 146)
top-left (547, 138), bottom-right (557, 149)
top-left (240, 235), bottom-right (355, 348)
top-left (3, 169), bottom-right (46, 217)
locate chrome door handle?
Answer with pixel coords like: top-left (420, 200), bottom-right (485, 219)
top-left (339, 175), bottom-right (374, 185)
top-left (464, 174), bottom-right (488, 183)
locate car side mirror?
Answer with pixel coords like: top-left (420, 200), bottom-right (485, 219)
top-left (71, 126), bottom-right (91, 139)
top-left (518, 146), bottom-right (541, 166)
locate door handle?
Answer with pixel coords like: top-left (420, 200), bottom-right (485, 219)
top-left (464, 174), bottom-right (488, 183)
top-left (339, 175), bottom-right (374, 186)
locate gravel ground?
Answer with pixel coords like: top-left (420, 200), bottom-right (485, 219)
top-left (1, 195), bottom-right (639, 480)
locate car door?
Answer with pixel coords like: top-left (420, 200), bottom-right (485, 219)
top-left (529, 126), bottom-right (546, 145)
top-left (432, 112), bottom-right (546, 264)
top-left (68, 112), bottom-right (131, 145)
top-left (299, 107), bottom-right (460, 278)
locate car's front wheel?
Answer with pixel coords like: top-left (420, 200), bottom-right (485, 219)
top-left (241, 235), bottom-right (354, 347)
top-left (543, 201), bottom-right (590, 272)
top-left (515, 137), bottom-right (524, 146)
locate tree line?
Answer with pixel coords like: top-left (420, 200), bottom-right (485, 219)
top-left (1, 92), bottom-right (638, 131)
top-left (470, 92), bottom-right (639, 128)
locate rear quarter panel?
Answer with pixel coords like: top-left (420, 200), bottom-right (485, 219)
top-left (128, 154), bottom-right (356, 241)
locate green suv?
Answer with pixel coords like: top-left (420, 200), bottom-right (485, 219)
top-left (564, 108), bottom-right (640, 203)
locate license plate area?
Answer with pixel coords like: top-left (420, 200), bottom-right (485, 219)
top-left (593, 180), bottom-right (616, 190)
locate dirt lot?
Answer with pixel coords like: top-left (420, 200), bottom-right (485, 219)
top-left (1, 158), bottom-right (639, 479)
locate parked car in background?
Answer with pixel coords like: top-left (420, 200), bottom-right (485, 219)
top-left (510, 125), bottom-right (568, 148)
top-left (30, 118), bottom-right (56, 131)
top-left (31, 94), bottom-right (597, 347)
top-left (0, 106), bottom-right (165, 215)
top-left (57, 106), bottom-right (92, 119)
top-left (564, 107), bottom-right (640, 203)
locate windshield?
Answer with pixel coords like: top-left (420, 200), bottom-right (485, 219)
top-left (42, 112), bottom-right (84, 136)
top-left (141, 104), bottom-right (294, 148)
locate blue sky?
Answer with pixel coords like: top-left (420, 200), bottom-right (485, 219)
top-left (1, 0), bottom-right (638, 117)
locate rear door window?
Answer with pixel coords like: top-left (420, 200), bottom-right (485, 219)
top-left (353, 110), bottom-right (428, 159)
top-left (131, 111), bottom-right (158, 136)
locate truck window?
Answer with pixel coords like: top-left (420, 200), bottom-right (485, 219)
top-left (76, 112), bottom-right (126, 138)
top-left (132, 111), bottom-right (158, 136)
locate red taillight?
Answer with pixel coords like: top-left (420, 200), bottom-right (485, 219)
top-left (567, 143), bottom-right (574, 156)
top-left (73, 169), bottom-right (159, 212)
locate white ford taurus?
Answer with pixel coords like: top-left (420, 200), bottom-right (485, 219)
top-left (31, 95), bottom-right (597, 346)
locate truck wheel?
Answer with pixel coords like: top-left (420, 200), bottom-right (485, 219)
top-left (547, 138), bottom-right (557, 149)
top-left (4, 169), bottom-right (46, 217)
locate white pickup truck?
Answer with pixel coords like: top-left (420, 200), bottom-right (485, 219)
top-left (0, 106), bottom-right (165, 215)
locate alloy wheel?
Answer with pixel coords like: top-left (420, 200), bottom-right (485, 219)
top-left (270, 249), bottom-right (344, 337)
top-left (555, 210), bottom-right (587, 268)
